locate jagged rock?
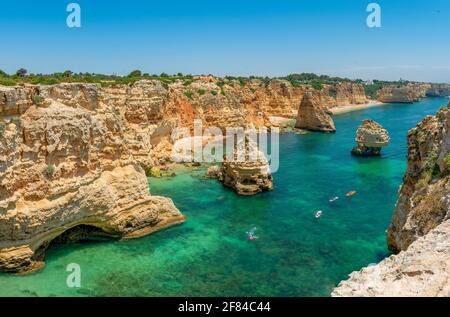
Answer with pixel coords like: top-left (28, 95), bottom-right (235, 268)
top-left (295, 92), bottom-right (336, 132)
top-left (219, 136), bottom-right (273, 195)
top-left (205, 165), bottom-right (222, 179)
top-left (387, 104), bottom-right (450, 252)
top-left (351, 119), bottom-right (390, 156)
top-left (332, 220), bottom-right (450, 297)
top-left (0, 96), bottom-right (184, 274)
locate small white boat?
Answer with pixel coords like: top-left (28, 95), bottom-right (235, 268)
top-left (329, 196), bottom-right (339, 202)
top-left (315, 210), bottom-right (323, 219)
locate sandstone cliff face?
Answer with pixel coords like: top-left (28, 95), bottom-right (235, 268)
top-left (0, 84), bottom-right (185, 273)
top-left (377, 84), bottom-right (431, 103)
top-left (351, 119), bottom-right (390, 156)
top-left (333, 104), bottom-right (450, 296)
top-left (387, 105), bottom-right (450, 252)
top-left (295, 92), bottom-right (336, 132)
top-left (334, 83), bottom-right (368, 106)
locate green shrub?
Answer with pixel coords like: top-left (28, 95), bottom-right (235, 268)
top-left (0, 77), bottom-right (16, 86)
top-left (197, 89), bottom-right (206, 96)
top-left (211, 90), bottom-right (218, 96)
top-left (43, 164), bottom-right (55, 178)
top-left (32, 95), bottom-right (44, 105)
top-left (311, 80), bottom-right (324, 90)
top-left (184, 92), bottom-right (194, 100)
top-left (31, 76), bottom-right (59, 85)
top-left (128, 70), bottom-right (142, 77)
top-left (445, 154), bottom-right (450, 169)
top-left (183, 80), bottom-right (192, 87)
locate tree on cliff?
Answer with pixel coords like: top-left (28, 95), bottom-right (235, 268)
top-left (15, 68), bottom-right (28, 77)
top-left (128, 70), bottom-right (142, 77)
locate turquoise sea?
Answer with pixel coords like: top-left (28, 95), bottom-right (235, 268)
top-left (0, 97), bottom-right (447, 296)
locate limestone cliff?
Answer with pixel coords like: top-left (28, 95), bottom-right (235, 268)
top-left (426, 84), bottom-right (450, 97)
top-left (332, 220), bottom-right (450, 297)
top-left (334, 83), bottom-right (368, 106)
top-left (0, 84), bottom-right (185, 273)
top-left (377, 83), bottom-right (431, 103)
top-left (387, 105), bottom-right (450, 252)
top-left (295, 92), bottom-right (336, 132)
top-left (333, 104), bottom-right (450, 296)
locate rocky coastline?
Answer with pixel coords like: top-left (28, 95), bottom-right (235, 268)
top-left (333, 103), bottom-right (450, 296)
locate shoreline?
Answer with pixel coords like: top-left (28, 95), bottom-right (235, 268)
top-left (330, 100), bottom-right (385, 115)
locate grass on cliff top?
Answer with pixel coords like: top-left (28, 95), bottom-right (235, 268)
top-left (0, 69), bottom-right (422, 97)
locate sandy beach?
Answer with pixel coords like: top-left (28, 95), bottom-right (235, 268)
top-left (330, 100), bottom-right (385, 115)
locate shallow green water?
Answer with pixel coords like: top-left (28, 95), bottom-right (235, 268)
top-left (0, 98), bottom-right (447, 297)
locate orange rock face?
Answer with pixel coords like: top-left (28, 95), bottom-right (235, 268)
top-left (295, 92), bottom-right (336, 132)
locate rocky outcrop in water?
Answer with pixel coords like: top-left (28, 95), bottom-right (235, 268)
top-left (351, 119), bottom-right (390, 156)
top-left (295, 92), bottom-right (336, 132)
top-left (333, 104), bottom-right (450, 296)
top-left (219, 136), bottom-right (273, 195)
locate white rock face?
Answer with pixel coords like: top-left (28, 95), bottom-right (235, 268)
top-left (332, 220), bottom-right (450, 297)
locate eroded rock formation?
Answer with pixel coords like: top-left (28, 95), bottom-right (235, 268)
top-left (295, 92), bottom-right (336, 132)
top-left (332, 220), bottom-right (450, 297)
top-left (219, 136), bottom-right (273, 195)
top-left (387, 105), bottom-right (450, 252)
top-left (0, 85), bottom-right (185, 273)
top-left (351, 119), bottom-right (390, 156)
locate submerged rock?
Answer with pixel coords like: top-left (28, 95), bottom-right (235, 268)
top-left (295, 92), bottom-right (336, 133)
top-left (219, 136), bottom-right (273, 195)
top-left (351, 119), bottom-right (390, 156)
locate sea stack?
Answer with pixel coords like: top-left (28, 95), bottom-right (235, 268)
top-left (218, 136), bottom-right (273, 196)
top-left (295, 91), bottom-right (336, 132)
top-left (351, 119), bottom-right (390, 156)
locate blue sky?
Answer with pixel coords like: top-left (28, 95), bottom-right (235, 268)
top-left (0, 0), bottom-right (449, 82)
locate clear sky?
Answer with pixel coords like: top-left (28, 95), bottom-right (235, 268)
top-left (0, 0), bottom-right (449, 82)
